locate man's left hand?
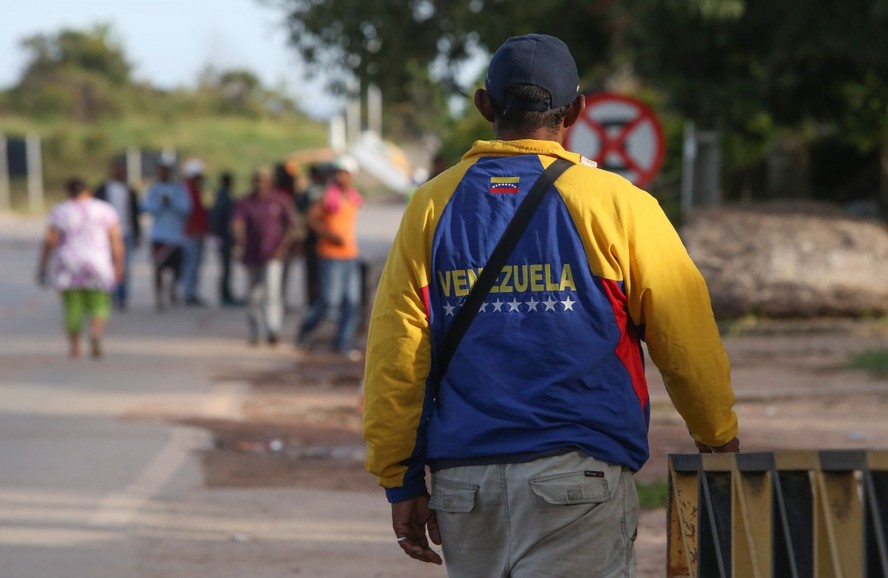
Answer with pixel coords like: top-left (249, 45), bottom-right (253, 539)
top-left (391, 495), bottom-right (442, 565)
top-left (695, 436), bottom-right (740, 453)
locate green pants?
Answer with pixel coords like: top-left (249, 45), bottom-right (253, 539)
top-left (62, 290), bottom-right (111, 333)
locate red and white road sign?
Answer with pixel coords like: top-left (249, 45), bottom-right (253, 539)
top-left (565, 93), bottom-right (665, 188)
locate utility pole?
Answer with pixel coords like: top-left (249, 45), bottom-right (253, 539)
top-left (0, 134), bottom-right (10, 211)
top-left (126, 147), bottom-right (142, 187)
top-left (367, 84), bottom-right (383, 136)
top-left (26, 133), bottom-right (44, 213)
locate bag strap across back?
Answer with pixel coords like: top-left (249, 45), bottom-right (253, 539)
top-left (435, 157), bottom-right (573, 385)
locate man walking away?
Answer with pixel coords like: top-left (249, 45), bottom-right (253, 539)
top-left (362, 34), bottom-right (739, 577)
top-left (94, 158), bottom-right (141, 311)
top-left (181, 158), bottom-right (209, 307)
top-left (297, 156), bottom-right (363, 359)
top-left (210, 171), bottom-right (239, 306)
top-left (296, 163), bottom-right (329, 308)
top-left (232, 167), bottom-right (296, 346)
top-left (142, 156), bottom-right (191, 312)
top-left (273, 162), bottom-right (298, 309)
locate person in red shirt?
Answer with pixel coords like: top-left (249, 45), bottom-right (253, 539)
top-left (296, 155), bottom-right (362, 358)
top-left (232, 167), bottom-right (296, 346)
top-left (181, 159), bottom-right (209, 307)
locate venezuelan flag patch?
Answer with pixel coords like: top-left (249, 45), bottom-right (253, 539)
top-left (489, 176), bottom-right (520, 194)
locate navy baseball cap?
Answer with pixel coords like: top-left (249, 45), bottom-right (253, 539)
top-left (485, 34), bottom-right (580, 111)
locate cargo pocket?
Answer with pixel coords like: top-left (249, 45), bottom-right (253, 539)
top-left (429, 478), bottom-right (478, 513)
top-left (530, 466), bottom-right (619, 505)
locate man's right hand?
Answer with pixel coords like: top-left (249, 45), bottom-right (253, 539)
top-left (391, 495), bottom-right (443, 565)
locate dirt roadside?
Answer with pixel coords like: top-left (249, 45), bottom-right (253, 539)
top-left (144, 318), bottom-right (888, 576)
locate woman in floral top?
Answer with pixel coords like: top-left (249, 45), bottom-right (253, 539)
top-left (37, 178), bottom-right (124, 358)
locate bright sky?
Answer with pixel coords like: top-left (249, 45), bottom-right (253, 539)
top-left (0, 0), bottom-right (343, 118)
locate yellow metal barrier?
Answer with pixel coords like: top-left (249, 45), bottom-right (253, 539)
top-left (667, 450), bottom-right (888, 578)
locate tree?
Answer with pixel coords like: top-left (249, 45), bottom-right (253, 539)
top-left (20, 24), bottom-right (131, 86)
top-left (626, 0), bottom-right (888, 203)
top-left (275, 0), bottom-right (888, 205)
top-left (10, 24), bottom-right (132, 119)
top-left (273, 0), bottom-right (616, 136)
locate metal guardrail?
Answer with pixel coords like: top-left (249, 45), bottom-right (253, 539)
top-left (667, 450), bottom-right (888, 578)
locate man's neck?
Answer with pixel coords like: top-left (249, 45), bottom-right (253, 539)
top-left (493, 125), bottom-right (564, 144)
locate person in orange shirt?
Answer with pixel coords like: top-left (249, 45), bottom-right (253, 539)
top-left (296, 156), bottom-right (363, 358)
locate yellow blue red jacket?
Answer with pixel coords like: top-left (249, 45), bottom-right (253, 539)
top-left (364, 139), bottom-right (738, 502)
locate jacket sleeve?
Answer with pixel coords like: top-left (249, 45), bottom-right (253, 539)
top-left (622, 189), bottom-right (738, 447)
top-left (363, 194), bottom-right (436, 503)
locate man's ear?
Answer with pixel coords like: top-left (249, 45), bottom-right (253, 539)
top-left (563, 94), bottom-right (586, 129)
top-left (474, 88), bottom-right (496, 123)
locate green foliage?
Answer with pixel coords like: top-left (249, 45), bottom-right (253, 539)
top-left (636, 480), bottom-right (669, 510)
top-left (20, 24), bottom-right (131, 85)
top-left (626, 0), bottom-right (888, 164)
top-left (9, 25), bottom-right (131, 120)
top-left (435, 102), bottom-right (490, 165)
top-left (277, 0), bottom-right (478, 137)
top-left (850, 349), bottom-right (888, 376)
top-left (276, 0), bottom-right (617, 137)
top-left (194, 67), bottom-right (301, 118)
top-left (278, 0), bottom-right (615, 92)
top-left (0, 23), bottom-right (328, 205)
top-left (277, 0), bottom-right (888, 203)
top-left (0, 113), bottom-right (327, 206)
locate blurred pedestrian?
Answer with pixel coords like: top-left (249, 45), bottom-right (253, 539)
top-left (210, 171), bottom-right (239, 306)
top-left (296, 163), bottom-right (329, 308)
top-left (37, 178), bottom-right (124, 358)
top-left (296, 156), bottom-right (363, 358)
top-left (94, 158), bottom-right (141, 311)
top-left (273, 162), bottom-right (298, 308)
top-left (94, 158), bottom-right (142, 311)
top-left (429, 152), bottom-right (449, 180)
top-left (232, 167), bottom-right (296, 346)
top-left (142, 156), bottom-right (191, 311)
top-left (181, 158), bottom-right (209, 307)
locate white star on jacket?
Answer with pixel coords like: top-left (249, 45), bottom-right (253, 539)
top-left (443, 302), bottom-right (457, 316)
top-left (507, 298), bottom-right (521, 312)
top-left (543, 296), bottom-right (558, 311)
top-left (561, 296), bottom-right (576, 311)
top-left (491, 299), bottom-right (505, 312)
top-left (525, 297), bottom-right (539, 311)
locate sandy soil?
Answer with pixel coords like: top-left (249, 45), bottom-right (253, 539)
top-left (170, 319), bottom-right (888, 576)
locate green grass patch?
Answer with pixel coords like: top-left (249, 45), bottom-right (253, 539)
top-left (636, 480), bottom-right (669, 510)
top-left (0, 112), bottom-right (328, 208)
top-left (850, 349), bottom-right (888, 375)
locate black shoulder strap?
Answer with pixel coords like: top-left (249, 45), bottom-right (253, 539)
top-left (435, 158), bottom-right (573, 384)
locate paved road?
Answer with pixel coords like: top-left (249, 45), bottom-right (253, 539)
top-left (0, 205), bottom-right (450, 578)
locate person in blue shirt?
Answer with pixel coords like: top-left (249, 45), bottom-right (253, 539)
top-left (141, 156), bottom-right (192, 311)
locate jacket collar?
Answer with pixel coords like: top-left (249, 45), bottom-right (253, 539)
top-left (462, 139), bottom-right (595, 168)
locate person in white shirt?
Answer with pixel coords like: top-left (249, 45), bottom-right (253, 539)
top-left (94, 158), bottom-right (142, 311)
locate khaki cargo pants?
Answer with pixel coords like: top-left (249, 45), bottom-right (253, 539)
top-left (429, 451), bottom-right (639, 578)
